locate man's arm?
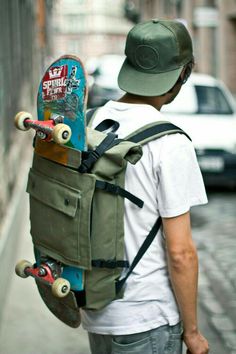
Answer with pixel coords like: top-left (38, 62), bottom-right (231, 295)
top-left (162, 211), bottom-right (209, 354)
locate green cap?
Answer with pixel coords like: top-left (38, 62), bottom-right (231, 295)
top-left (118, 19), bottom-right (193, 96)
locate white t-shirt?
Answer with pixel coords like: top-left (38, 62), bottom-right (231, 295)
top-left (81, 101), bottom-right (207, 335)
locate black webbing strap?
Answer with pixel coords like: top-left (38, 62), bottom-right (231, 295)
top-left (87, 109), bottom-right (120, 133)
top-left (95, 119), bottom-right (120, 133)
top-left (95, 180), bottom-right (144, 208)
top-left (127, 122), bottom-right (191, 143)
top-left (78, 132), bottom-right (118, 173)
top-left (92, 259), bottom-right (129, 269)
top-left (116, 216), bottom-right (162, 294)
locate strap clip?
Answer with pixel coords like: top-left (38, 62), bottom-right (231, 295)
top-left (92, 259), bottom-right (129, 269)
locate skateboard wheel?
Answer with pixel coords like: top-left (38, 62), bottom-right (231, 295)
top-left (15, 260), bottom-right (33, 278)
top-left (52, 278), bottom-right (70, 298)
top-left (52, 124), bottom-right (72, 144)
top-left (14, 111), bottom-right (32, 131)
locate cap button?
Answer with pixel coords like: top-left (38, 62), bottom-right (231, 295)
top-left (152, 19), bottom-right (159, 23)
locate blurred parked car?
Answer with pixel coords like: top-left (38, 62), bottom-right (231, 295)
top-left (87, 54), bottom-right (124, 108)
top-left (162, 73), bottom-right (236, 188)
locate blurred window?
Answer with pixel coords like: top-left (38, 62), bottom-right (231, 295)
top-left (195, 85), bottom-right (233, 115)
top-left (64, 15), bottom-right (86, 33)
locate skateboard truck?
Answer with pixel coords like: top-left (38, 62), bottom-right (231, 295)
top-left (14, 111), bottom-right (72, 145)
top-left (15, 259), bottom-right (71, 298)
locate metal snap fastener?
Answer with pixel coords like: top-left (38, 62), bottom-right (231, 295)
top-left (64, 198), bottom-right (70, 206)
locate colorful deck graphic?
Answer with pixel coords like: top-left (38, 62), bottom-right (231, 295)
top-left (37, 56), bottom-right (87, 151)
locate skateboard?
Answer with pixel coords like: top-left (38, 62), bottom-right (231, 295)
top-left (15, 55), bottom-right (88, 327)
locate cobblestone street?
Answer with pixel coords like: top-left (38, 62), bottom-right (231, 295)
top-left (192, 191), bottom-right (236, 354)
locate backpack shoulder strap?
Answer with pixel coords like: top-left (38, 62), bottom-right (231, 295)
top-left (86, 108), bottom-right (120, 133)
top-left (115, 121), bottom-right (191, 294)
top-left (125, 120), bottom-right (191, 144)
top-left (116, 216), bottom-right (162, 294)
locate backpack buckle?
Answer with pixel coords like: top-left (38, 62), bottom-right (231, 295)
top-left (78, 150), bottom-right (101, 173)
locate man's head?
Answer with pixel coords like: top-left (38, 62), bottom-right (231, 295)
top-left (118, 19), bottom-right (193, 97)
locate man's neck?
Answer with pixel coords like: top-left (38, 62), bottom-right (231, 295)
top-left (118, 93), bottom-right (163, 111)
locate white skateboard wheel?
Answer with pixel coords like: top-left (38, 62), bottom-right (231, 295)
top-left (15, 260), bottom-right (33, 278)
top-left (52, 124), bottom-right (72, 144)
top-left (14, 111), bottom-right (32, 131)
top-left (52, 278), bottom-right (71, 298)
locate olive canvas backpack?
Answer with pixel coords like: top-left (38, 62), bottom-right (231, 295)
top-left (27, 109), bottom-right (190, 311)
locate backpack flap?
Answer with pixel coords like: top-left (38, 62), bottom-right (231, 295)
top-left (86, 127), bottom-right (143, 180)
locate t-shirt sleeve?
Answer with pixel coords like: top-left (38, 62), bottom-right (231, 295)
top-left (156, 134), bottom-right (208, 218)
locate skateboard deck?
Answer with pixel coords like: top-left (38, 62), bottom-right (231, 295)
top-left (15, 55), bottom-right (88, 327)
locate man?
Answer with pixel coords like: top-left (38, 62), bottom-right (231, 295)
top-left (81, 19), bottom-right (209, 354)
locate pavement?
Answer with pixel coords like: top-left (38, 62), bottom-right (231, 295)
top-left (0, 157), bottom-right (235, 354)
top-left (0, 146), bottom-right (90, 354)
top-left (192, 195), bottom-right (236, 354)
top-left (0, 195), bottom-right (90, 354)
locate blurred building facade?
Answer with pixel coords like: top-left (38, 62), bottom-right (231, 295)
top-left (126, 0), bottom-right (236, 95)
top-left (0, 0), bottom-right (54, 320)
top-left (0, 0), bottom-right (54, 222)
top-left (52, 0), bottom-right (132, 61)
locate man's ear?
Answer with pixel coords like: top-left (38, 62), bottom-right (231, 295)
top-left (180, 67), bottom-right (186, 81)
top-left (177, 66), bottom-right (189, 85)
top-left (168, 60), bottom-right (194, 94)
top-left (181, 61), bottom-right (194, 84)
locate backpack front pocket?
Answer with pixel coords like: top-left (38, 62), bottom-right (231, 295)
top-left (27, 158), bottom-right (96, 270)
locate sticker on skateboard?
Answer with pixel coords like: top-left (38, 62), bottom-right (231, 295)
top-left (14, 55), bottom-right (87, 151)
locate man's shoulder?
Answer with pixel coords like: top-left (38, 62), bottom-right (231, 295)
top-left (93, 102), bottom-right (164, 137)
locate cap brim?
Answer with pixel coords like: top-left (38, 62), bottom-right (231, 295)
top-left (118, 59), bottom-right (183, 96)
